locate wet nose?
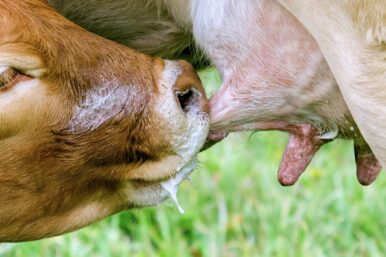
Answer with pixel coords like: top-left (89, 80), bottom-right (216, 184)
top-left (174, 60), bottom-right (209, 114)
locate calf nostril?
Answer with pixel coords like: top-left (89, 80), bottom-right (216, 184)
top-left (176, 88), bottom-right (199, 113)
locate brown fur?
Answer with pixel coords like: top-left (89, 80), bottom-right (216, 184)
top-left (48, 0), bottom-right (209, 68)
top-left (0, 0), bottom-right (208, 241)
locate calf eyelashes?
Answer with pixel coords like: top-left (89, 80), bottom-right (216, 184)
top-left (0, 68), bottom-right (18, 90)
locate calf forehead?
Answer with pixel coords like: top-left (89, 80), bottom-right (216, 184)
top-left (0, 0), bottom-right (160, 139)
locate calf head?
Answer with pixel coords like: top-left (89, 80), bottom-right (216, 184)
top-left (0, 0), bottom-right (209, 241)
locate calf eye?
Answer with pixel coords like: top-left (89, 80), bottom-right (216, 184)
top-left (0, 68), bottom-right (20, 90)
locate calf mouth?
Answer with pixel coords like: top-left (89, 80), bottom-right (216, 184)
top-left (200, 131), bottom-right (228, 151)
top-left (131, 160), bottom-right (195, 186)
top-left (130, 159), bottom-right (197, 213)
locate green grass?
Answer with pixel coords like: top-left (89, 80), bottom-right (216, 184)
top-left (1, 69), bottom-right (385, 257)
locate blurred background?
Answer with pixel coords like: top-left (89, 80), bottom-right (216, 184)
top-left (1, 69), bottom-right (385, 257)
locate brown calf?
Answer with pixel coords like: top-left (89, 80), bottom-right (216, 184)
top-left (0, 0), bottom-right (209, 241)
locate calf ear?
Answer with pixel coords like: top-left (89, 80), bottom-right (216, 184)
top-left (0, 43), bottom-right (46, 78)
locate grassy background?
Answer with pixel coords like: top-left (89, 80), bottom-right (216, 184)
top-left (1, 69), bottom-right (385, 257)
